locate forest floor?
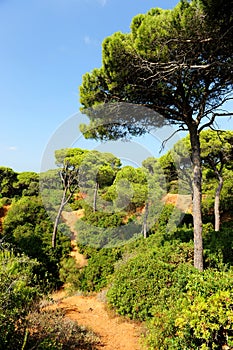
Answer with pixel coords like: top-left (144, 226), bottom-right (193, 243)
top-left (51, 210), bottom-right (144, 350)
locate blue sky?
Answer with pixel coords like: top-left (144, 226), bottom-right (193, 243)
top-left (1, 0), bottom-right (232, 173)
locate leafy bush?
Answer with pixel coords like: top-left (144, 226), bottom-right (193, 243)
top-left (81, 208), bottom-right (125, 228)
top-left (74, 248), bottom-right (123, 292)
top-left (0, 249), bottom-right (41, 349)
top-left (203, 223), bottom-right (233, 268)
top-left (146, 269), bottom-right (233, 350)
top-left (107, 242), bottom-right (194, 321)
top-left (76, 215), bottom-right (141, 249)
top-left (3, 196), bottom-right (71, 290)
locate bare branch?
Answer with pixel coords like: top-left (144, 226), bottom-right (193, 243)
top-left (160, 128), bottom-right (184, 153)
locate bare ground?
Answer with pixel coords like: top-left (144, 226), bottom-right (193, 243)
top-left (51, 290), bottom-right (144, 350)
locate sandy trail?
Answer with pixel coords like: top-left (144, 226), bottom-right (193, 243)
top-left (57, 210), bottom-right (143, 349)
top-left (51, 290), bottom-right (143, 350)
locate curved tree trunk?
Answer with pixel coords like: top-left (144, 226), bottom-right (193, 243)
top-left (52, 190), bottom-right (67, 249)
top-left (142, 201), bottom-right (149, 239)
top-left (93, 181), bottom-right (99, 212)
top-left (189, 125), bottom-right (203, 271)
top-left (214, 176), bottom-right (223, 232)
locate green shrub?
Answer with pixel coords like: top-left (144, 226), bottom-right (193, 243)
top-left (107, 242), bottom-right (194, 321)
top-left (145, 268), bottom-right (233, 350)
top-left (76, 216), bottom-right (141, 249)
top-left (0, 249), bottom-right (41, 349)
top-left (203, 223), bottom-right (233, 268)
top-left (77, 248), bottom-right (123, 292)
top-left (3, 196), bottom-right (71, 290)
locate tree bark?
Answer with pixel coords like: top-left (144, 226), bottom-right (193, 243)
top-left (189, 125), bottom-right (203, 271)
top-left (93, 181), bottom-right (99, 212)
top-left (214, 175), bottom-right (223, 232)
top-left (52, 190), bottom-right (67, 249)
top-left (142, 201), bottom-right (149, 239)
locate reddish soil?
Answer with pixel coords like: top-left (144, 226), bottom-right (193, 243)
top-left (163, 193), bottom-right (192, 213)
top-left (0, 205), bottom-right (11, 233)
top-left (50, 290), bottom-right (143, 350)
top-left (62, 210), bottom-right (88, 267)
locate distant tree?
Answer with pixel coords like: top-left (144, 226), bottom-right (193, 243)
top-left (14, 171), bottom-right (39, 197)
top-left (0, 167), bottom-right (17, 198)
top-left (79, 0), bottom-right (233, 270)
top-left (200, 130), bottom-right (233, 231)
top-left (78, 150), bottom-right (121, 212)
top-left (173, 130), bottom-right (233, 231)
top-left (104, 165), bottom-right (148, 212)
top-left (158, 152), bottom-right (178, 193)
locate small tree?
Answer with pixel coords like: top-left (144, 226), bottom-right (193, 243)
top-left (78, 150), bottom-right (121, 212)
top-left (51, 162), bottom-right (79, 248)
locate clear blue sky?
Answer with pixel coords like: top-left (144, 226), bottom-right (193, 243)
top-left (1, 0), bottom-right (232, 173)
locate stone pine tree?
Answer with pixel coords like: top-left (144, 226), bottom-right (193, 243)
top-left (79, 0), bottom-right (233, 271)
top-left (172, 130), bottom-right (233, 232)
top-left (78, 150), bottom-right (121, 212)
top-left (200, 130), bottom-right (233, 232)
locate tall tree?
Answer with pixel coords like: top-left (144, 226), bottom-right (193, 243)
top-left (172, 130), bottom-right (233, 231)
top-left (79, 0), bottom-right (233, 270)
top-left (200, 130), bottom-right (233, 231)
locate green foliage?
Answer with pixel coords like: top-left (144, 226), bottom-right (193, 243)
top-left (0, 166), bottom-right (18, 198)
top-left (59, 256), bottom-right (81, 291)
top-left (203, 223), bottom-right (233, 268)
top-left (76, 248), bottom-right (123, 292)
top-left (107, 240), bottom-right (194, 321)
top-left (3, 196), bottom-right (71, 290)
top-left (54, 147), bottom-right (89, 167)
top-left (14, 171), bottom-right (39, 197)
top-left (76, 216), bottom-right (141, 249)
top-left (0, 250), bottom-right (41, 349)
top-left (104, 166), bottom-right (148, 211)
top-left (145, 269), bottom-right (233, 350)
top-left (82, 208), bottom-right (125, 228)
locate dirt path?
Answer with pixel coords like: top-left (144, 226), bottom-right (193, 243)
top-left (57, 210), bottom-right (144, 350)
top-left (62, 210), bottom-right (88, 267)
top-left (51, 290), bottom-right (143, 350)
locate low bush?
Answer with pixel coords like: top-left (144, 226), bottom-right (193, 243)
top-left (0, 249), bottom-right (41, 349)
top-left (107, 242), bottom-right (194, 321)
top-left (75, 248), bottom-right (123, 292)
top-left (145, 269), bottom-right (233, 350)
top-left (26, 309), bottom-right (100, 349)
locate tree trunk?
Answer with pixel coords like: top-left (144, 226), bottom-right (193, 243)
top-left (189, 125), bottom-right (203, 271)
top-left (93, 181), bottom-right (99, 212)
top-left (52, 190), bottom-right (67, 249)
top-left (214, 175), bottom-right (223, 232)
top-left (142, 201), bottom-right (149, 239)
